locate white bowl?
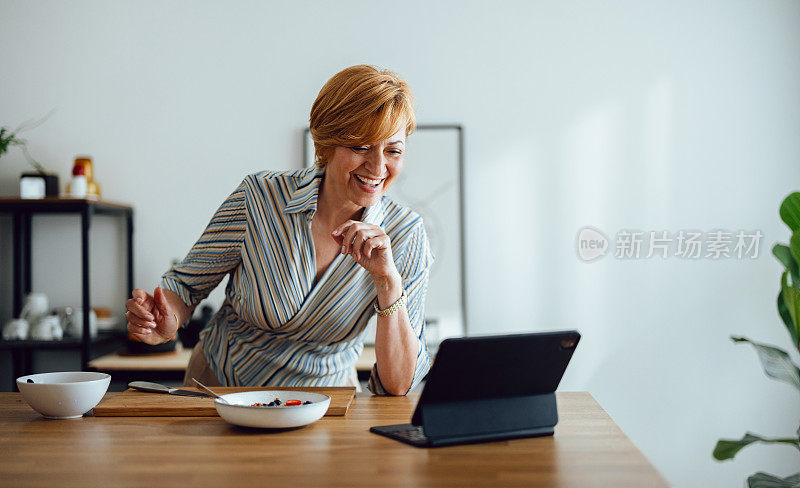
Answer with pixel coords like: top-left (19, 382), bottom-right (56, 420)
top-left (214, 390), bottom-right (331, 429)
top-left (16, 372), bottom-right (111, 419)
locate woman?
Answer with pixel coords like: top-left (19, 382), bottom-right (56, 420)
top-left (124, 65), bottom-right (433, 395)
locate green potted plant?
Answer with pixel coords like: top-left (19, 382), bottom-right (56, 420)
top-left (713, 192), bottom-right (800, 487)
top-left (0, 110), bottom-right (58, 198)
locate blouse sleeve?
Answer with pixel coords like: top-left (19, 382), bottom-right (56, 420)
top-left (159, 180), bottom-right (247, 309)
top-left (367, 220), bottom-right (435, 395)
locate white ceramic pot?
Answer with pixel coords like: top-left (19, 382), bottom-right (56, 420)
top-left (20, 292), bottom-right (49, 324)
top-left (2, 318), bottom-right (29, 340)
top-left (30, 315), bottom-right (63, 341)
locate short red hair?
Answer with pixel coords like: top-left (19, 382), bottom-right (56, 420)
top-left (309, 65), bottom-right (416, 166)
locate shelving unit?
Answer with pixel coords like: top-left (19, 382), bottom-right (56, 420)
top-left (0, 198), bottom-right (133, 389)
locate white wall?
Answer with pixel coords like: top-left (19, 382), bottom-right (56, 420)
top-left (2, 1), bottom-right (799, 486)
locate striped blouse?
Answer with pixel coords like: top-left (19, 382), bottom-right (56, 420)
top-left (160, 164), bottom-right (434, 394)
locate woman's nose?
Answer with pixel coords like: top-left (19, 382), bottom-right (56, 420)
top-left (363, 150), bottom-right (387, 175)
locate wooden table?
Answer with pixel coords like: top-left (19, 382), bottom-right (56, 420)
top-left (87, 343), bottom-right (193, 372)
top-left (0, 391), bottom-right (667, 487)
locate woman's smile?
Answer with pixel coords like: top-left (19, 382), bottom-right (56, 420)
top-left (353, 173), bottom-right (386, 193)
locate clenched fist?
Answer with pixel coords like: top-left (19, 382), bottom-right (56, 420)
top-left (125, 287), bottom-right (185, 345)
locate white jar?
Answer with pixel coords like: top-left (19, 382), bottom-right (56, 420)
top-left (70, 175), bottom-right (88, 198)
top-left (66, 308), bottom-right (97, 338)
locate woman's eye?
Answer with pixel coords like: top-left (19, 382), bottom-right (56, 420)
top-left (388, 150), bottom-right (402, 155)
top-left (351, 146), bottom-right (368, 152)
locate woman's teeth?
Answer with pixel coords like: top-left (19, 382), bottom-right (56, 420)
top-left (354, 174), bottom-right (383, 187)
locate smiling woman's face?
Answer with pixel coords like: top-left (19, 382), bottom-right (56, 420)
top-left (323, 126), bottom-right (406, 211)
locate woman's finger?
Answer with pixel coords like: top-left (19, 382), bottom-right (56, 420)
top-left (132, 288), bottom-right (155, 307)
top-left (331, 220), bottom-right (358, 238)
top-left (125, 298), bottom-right (154, 321)
top-left (131, 289), bottom-right (156, 314)
top-left (128, 323), bottom-right (153, 336)
top-left (341, 223), bottom-right (368, 256)
top-left (126, 311), bottom-right (156, 329)
top-left (132, 288), bottom-right (148, 300)
top-left (332, 223), bottom-right (353, 251)
top-left (363, 237), bottom-right (379, 259)
top-left (364, 235), bottom-right (390, 259)
top-left (352, 228), bottom-right (381, 261)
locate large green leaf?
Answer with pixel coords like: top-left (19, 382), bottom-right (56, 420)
top-left (774, 244), bottom-right (796, 269)
top-left (792, 231), bottom-right (800, 275)
top-left (778, 293), bottom-right (800, 347)
top-left (780, 192), bottom-right (800, 232)
top-left (781, 272), bottom-right (800, 350)
top-left (774, 244), bottom-right (800, 285)
top-left (731, 336), bottom-right (800, 390)
top-left (747, 472), bottom-right (800, 488)
top-left (714, 432), bottom-right (800, 461)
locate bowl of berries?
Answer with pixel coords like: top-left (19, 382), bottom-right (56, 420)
top-left (213, 390), bottom-right (331, 429)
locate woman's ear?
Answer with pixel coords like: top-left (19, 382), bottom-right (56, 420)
top-left (316, 146), bottom-right (335, 167)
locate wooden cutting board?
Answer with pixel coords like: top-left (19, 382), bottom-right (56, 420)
top-left (93, 386), bottom-right (355, 417)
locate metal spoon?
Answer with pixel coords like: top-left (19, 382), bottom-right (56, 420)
top-left (192, 377), bottom-right (230, 405)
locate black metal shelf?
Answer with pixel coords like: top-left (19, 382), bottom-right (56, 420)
top-left (0, 197), bottom-right (134, 215)
top-left (0, 197), bottom-right (134, 390)
top-left (0, 330), bottom-right (126, 351)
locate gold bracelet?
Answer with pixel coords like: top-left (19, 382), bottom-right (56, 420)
top-left (168, 312), bottom-right (180, 341)
top-left (373, 290), bottom-right (407, 317)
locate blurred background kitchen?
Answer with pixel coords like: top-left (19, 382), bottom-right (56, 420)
top-left (1, 1), bottom-right (799, 486)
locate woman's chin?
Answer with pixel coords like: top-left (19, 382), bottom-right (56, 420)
top-left (350, 194), bottom-right (381, 209)
top-left (349, 180), bottom-right (384, 207)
